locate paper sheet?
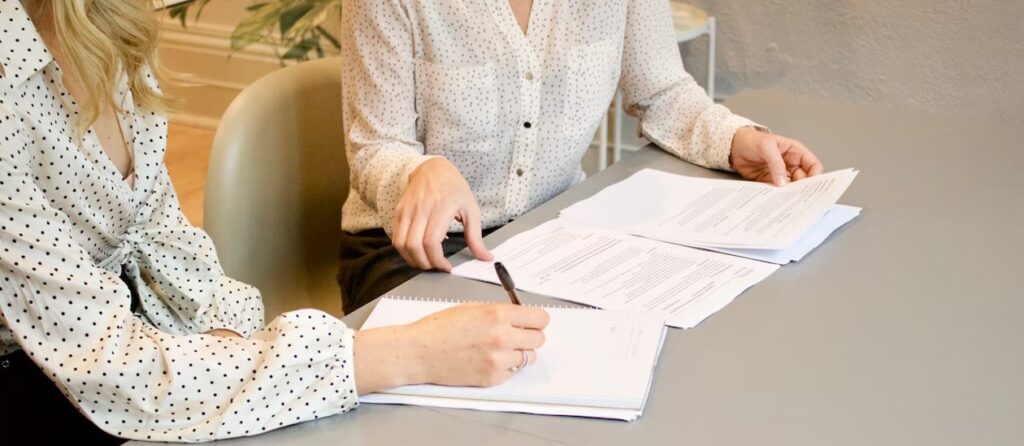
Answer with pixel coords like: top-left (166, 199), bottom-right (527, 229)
top-left (560, 168), bottom-right (859, 250)
top-left (360, 393), bottom-right (643, 421)
top-left (452, 219), bottom-right (779, 328)
top-left (696, 204), bottom-right (862, 264)
top-left (360, 298), bottom-right (666, 421)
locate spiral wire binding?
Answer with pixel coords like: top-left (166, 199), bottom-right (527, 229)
top-left (380, 295), bottom-right (592, 310)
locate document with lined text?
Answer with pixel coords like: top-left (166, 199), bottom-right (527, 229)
top-left (702, 204), bottom-right (862, 264)
top-left (452, 219), bottom-right (779, 329)
top-left (560, 168), bottom-right (859, 250)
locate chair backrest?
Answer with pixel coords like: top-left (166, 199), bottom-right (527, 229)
top-left (205, 57), bottom-right (347, 319)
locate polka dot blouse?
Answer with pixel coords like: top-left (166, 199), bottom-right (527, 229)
top-left (340, 0), bottom-right (761, 235)
top-left (0, 1), bottom-right (357, 441)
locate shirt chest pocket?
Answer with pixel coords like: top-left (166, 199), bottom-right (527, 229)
top-left (562, 40), bottom-right (621, 139)
top-left (415, 59), bottom-right (499, 153)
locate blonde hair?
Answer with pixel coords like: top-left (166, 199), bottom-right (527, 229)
top-left (50, 0), bottom-right (173, 134)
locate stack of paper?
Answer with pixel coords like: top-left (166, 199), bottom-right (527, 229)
top-left (559, 168), bottom-right (860, 264)
top-left (453, 220), bottom-right (778, 329)
top-left (360, 297), bottom-right (667, 421)
top-left (453, 169), bottom-right (859, 328)
top-left (702, 204), bottom-right (861, 264)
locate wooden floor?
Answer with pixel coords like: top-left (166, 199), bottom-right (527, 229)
top-left (166, 123), bottom-right (215, 227)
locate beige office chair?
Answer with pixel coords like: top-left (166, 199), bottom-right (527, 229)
top-left (205, 57), bottom-right (348, 320)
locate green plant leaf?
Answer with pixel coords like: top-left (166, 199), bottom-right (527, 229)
top-left (279, 2), bottom-right (317, 37)
top-left (230, 2), bottom-right (289, 51)
top-left (167, 5), bottom-right (189, 28)
top-left (282, 35), bottom-right (320, 60)
top-left (170, 0), bottom-right (344, 61)
top-left (315, 25), bottom-right (341, 49)
top-left (193, 0), bottom-right (214, 21)
top-left (163, 0), bottom-right (213, 28)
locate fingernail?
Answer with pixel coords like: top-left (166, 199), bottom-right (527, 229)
top-left (775, 175), bottom-right (789, 186)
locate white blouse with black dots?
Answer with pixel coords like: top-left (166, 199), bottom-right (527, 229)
top-left (340, 0), bottom-right (762, 235)
top-left (0, 1), bottom-right (357, 441)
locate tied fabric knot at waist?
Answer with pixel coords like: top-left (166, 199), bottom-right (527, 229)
top-left (97, 203), bottom-right (154, 274)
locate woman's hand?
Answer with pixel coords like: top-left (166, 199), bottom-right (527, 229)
top-left (353, 303), bottom-right (549, 394)
top-left (730, 127), bottom-right (824, 186)
top-left (392, 158), bottom-right (493, 271)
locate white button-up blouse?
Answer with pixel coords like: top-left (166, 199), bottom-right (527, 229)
top-left (0, 1), bottom-right (356, 441)
top-left (340, 0), bottom-right (759, 234)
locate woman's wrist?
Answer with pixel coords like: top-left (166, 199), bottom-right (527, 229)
top-left (353, 325), bottom-right (430, 394)
top-left (408, 157), bottom-right (449, 183)
top-left (729, 125), bottom-right (771, 171)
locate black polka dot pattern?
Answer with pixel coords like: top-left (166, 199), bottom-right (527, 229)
top-left (1, 1), bottom-right (358, 441)
top-left (339, 0), bottom-right (760, 236)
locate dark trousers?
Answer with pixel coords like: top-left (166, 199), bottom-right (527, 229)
top-left (0, 268), bottom-right (141, 444)
top-left (337, 227), bottom-right (500, 313)
top-left (0, 350), bottom-right (124, 445)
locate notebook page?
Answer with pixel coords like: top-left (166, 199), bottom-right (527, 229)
top-left (360, 298), bottom-right (666, 411)
top-left (361, 393), bottom-right (642, 421)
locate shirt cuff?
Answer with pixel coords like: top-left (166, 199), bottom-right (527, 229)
top-left (203, 327), bottom-right (244, 337)
top-left (711, 114), bottom-right (771, 172)
top-left (194, 281), bottom-right (265, 338)
top-left (196, 314), bottom-right (246, 338)
top-left (324, 323), bottom-right (360, 412)
top-left (399, 154), bottom-right (442, 182)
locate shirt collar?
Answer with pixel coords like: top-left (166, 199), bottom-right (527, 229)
top-left (0, 0), bottom-right (55, 87)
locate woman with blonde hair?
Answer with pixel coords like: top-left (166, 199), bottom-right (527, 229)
top-left (0, 1), bottom-right (547, 443)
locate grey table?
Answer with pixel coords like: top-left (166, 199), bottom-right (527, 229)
top-left (133, 90), bottom-right (1024, 445)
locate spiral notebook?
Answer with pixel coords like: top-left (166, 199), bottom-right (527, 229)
top-left (359, 297), bottom-right (667, 421)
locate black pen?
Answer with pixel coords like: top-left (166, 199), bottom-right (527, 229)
top-left (494, 262), bottom-right (523, 305)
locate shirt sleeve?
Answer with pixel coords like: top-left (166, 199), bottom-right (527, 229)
top-left (130, 166), bottom-right (265, 338)
top-left (341, 0), bottom-right (437, 235)
top-left (0, 110), bottom-right (359, 442)
top-left (620, 0), bottom-right (760, 171)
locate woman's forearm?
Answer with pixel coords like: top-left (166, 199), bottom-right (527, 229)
top-left (353, 325), bottom-right (428, 395)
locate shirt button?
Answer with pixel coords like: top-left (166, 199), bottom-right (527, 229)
top-left (525, 72), bottom-right (535, 81)
top-left (523, 122), bottom-right (532, 129)
top-left (516, 168), bottom-right (525, 177)
top-left (1, 359), bottom-right (9, 369)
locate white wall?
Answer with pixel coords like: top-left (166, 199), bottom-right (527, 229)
top-left (161, 1), bottom-right (1024, 129)
top-left (681, 0), bottom-right (1024, 123)
top-left (611, 0), bottom-right (1024, 151)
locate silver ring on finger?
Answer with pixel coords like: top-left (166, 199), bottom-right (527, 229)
top-left (508, 350), bottom-right (530, 374)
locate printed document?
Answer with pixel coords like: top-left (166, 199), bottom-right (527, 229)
top-left (703, 204), bottom-right (862, 264)
top-left (452, 219), bottom-right (779, 329)
top-left (560, 168), bottom-right (859, 250)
